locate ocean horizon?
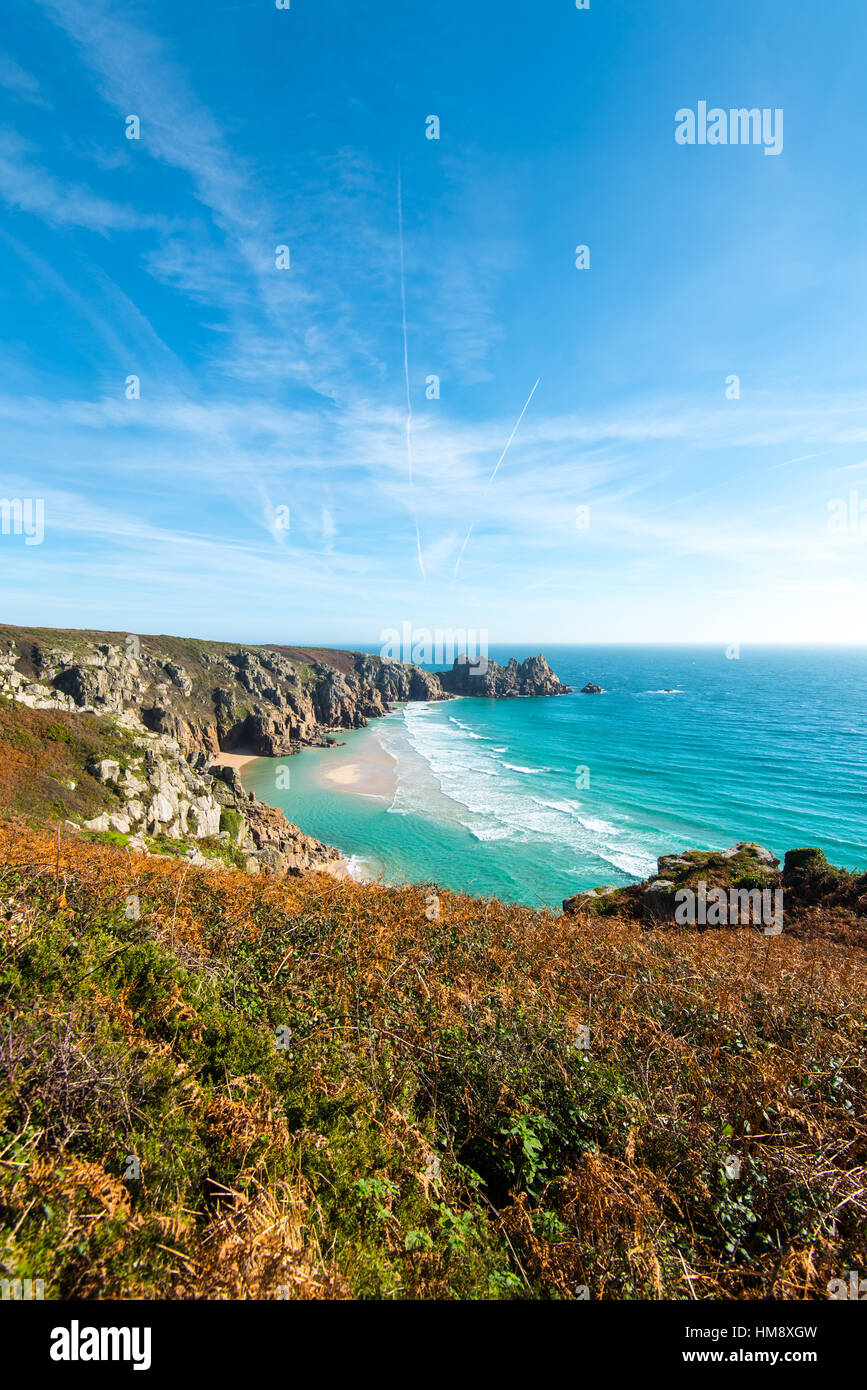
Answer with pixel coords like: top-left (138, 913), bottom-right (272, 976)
top-left (241, 643), bottom-right (867, 909)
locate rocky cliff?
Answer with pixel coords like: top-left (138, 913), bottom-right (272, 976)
top-left (72, 737), bottom-right (339, 878)
top-left (0, 627), bottom-right (570, 758)
top-left (0, 682), bottom-right (339, 880)
top-left (0, 626), bottom-right (569, 882)
top-left (437, 653), bottom-right (571, 698)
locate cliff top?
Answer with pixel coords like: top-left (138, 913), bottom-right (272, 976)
top-left (0, 624), bottom-right (570, 761)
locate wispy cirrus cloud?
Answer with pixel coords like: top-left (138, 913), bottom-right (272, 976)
top-left (1, 0), bottom-right (864, 644)
top-left (0, 56), bottom-right (50, 108)
top-left (0, 130), bottom-right (165, 231)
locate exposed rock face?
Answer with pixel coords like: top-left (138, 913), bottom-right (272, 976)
top-left (656, 853), bottom-right (696, 878)
top-left (242, 800), bottom-right (339, 877)
top-left (563, 885), bottom-right (618, 915)
top-left (76, 727), bottom-right (337, 878)
top-left (0, 626), bottom-right (569, 880)
top-left (642, 879), bottom-right (678, 920)
top-left (437, 654), bottom-right (571, 698)
top-left (0, 628), bottom-right (570, 759)
top-left (89, 758), bottom-right (121, 785)
top-left (580, 682), bottom-right (603, 695)
top-left (724, 841), bottom-right (779, 867)
top-left (563, 843), bottom-right (784, 924)
top-left (356, 654), bottom-right (444, 706)
top-left (313, 667), bottom-right (371, 729)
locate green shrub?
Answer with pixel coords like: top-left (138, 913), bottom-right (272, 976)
top-left (219, 808), bottom-right (243, 841)
top-left (44, 723), bottom-right (73, 744)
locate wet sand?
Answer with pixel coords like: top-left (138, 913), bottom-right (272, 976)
top-left (316, 734), bottom-right (397, 800)
top-left (213, 744), bottom-right (380, 883)
top-left (321, 855), bottom-right (371, 882)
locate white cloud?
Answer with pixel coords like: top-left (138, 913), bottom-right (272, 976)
top-left (0, 57), bottom-right (50, 107)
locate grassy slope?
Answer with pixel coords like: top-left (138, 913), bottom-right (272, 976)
top-left (1, 820), bottom-right (865, 1300)
top-left (0, 695), bottom-right (141, 824)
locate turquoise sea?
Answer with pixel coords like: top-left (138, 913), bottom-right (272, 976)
top-left (242, 646), bottom-right (867, 910)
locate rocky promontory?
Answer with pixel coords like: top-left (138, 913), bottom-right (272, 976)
top-left (436, 650), bottom-right (572, 695)
top-left (437, 653), bottom-right (571, 698)
top-left (0, 625), bottom-right (570, 882)
top-left (563, 841), bottom-right (866, 938)
top-left (0, 627), bottom-right (570, 759)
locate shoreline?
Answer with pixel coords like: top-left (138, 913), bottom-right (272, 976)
top-left (208, 748), bottom-right (367, 880)
top-left (229, 732), bottom-right (396, 884)
top-left (321, 853), bottom-right (373, 883)
top-left (313, 727), bottom-right (398, 801)
top-left (210, 748), bottom-right (260, 771)
top-left (310, 730), bottom-right (396, 882)
top-left (213, 697), bottom-right (861, 908)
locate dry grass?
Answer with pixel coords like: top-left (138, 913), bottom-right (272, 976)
top-left (1, 817), bottom-right (865, 1299)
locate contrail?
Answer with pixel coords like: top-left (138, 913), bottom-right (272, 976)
top-left (453, 377), bottom-right (541, 577)
top-left (397, 166), bottom-right (426, 579)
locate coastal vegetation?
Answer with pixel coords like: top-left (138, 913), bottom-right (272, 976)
top-left (0, 818), bottom-right (864, 1298)
top-left (0, 625), bottom-right (568, 762)
top-left (0, 638), bottom-right (864, 1300)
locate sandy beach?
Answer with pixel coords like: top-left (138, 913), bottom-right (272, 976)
top-left (315, 733), bottom-right (397, 800)
top-left (217, 740), bottom-right (383, 884)
top-left (210, 748), bottom-right (260, 771)
top-left (321, 855), bottom-right (371, 883)
top-left (211, 737), bottom-right (397, 797)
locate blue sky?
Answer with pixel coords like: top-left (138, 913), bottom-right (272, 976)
top-left (1, 0), bottom-right (866, 645)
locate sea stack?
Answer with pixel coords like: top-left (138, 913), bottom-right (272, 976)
top-left (437, 653), bottom-right (571, 698)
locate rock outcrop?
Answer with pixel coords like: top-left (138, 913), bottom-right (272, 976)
top-left (564, 842), bottom-right (866, 933)
top-left (437, 653), bottom-right (571, 698)
top-left (562, 885), bottom-right (619, 914)
top-left (0, 625), bottom-right (569, 882)
top-left (240, 799), bottom-right (337, 876)
top-left (580, 682), bottom-right (603, 695)
top-left (73, 725), bottom-right (338, 878)
top-left (563, 842), bottom-right (784, 924)
top-left (0, 628), bottom-right (570, 760)
top-left (639, 841), bottom-right (781, 924)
